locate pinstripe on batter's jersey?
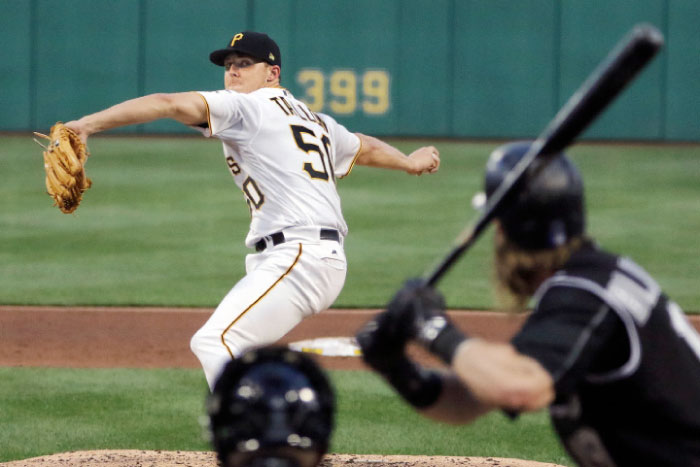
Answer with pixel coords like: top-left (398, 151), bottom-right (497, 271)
top-left (193, 87), bottom-right (361, 248)
top-left (512, 242), bottom-right (700, 467)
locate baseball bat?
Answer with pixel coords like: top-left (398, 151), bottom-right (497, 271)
top-left (425, 23), bottom-right (664, 287)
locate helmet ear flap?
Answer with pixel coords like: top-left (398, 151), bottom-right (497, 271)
top-left (208, 347), bottom-right (334, 467)
top-left (483, 141), bottom-right (585, 250)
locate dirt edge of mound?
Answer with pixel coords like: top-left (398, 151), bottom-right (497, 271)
top-left (1, 450), bottom-right (567, 467)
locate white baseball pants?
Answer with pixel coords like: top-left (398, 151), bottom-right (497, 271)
top-left (190, 235), bottom-right (347, 389)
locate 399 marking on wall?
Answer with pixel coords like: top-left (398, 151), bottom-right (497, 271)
top-left (296, 69), bottom-right (391, 116)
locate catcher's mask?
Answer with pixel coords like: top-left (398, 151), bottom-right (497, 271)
top-left (474, 141), bottom-right (585, 250)
top-left (208, 346), bottom-right (335, 467)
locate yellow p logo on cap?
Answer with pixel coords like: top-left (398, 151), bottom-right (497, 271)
top-left (230, 33), bottom-right (244, 46)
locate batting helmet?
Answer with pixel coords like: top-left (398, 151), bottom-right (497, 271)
top-left (484, 141), bottom-right (585, 250)
top-left (207, 346), bottom-right (335, 467)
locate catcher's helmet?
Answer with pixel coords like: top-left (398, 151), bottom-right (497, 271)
top-left (484, 141), bottom-right (585, 250)
top-left (208, 346), bottom-right (334, 467)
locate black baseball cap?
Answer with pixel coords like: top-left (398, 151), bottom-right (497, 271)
top-left (209, 31), bottom-right (281, 67)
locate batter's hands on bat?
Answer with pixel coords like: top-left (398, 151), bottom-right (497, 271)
top-left (385, 278), bottom-right (469, 365)
top-left (406, 146), bottom-right (440, 176)
top-left (356, 279), bottom-right (447, 409)
top-left (356, 278), bottom-right (431, 371)
top-left (357, 278), bottom-right (445, 371)
top-left (356, 299), bottom-right (411, 374)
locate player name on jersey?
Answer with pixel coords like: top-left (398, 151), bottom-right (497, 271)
top-left (269, 95), bottom-right (329, 132)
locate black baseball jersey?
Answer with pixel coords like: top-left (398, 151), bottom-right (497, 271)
top-left (512, 242), bottom-right (700, 467)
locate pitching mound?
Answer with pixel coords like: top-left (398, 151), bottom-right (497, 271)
top-left (2, 450), bottom-right (567, 467)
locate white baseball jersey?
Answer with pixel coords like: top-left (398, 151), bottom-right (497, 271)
top-left (189, 86), bottom-right (357, 389)
top-left (193, 87), bottom-right (361, 248)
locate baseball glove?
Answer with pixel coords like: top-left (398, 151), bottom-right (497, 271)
top-left (34, 122), bottom-right (92, 214)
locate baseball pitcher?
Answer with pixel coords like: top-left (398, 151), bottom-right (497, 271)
top-left (61, 31), bottom-right (440, 389)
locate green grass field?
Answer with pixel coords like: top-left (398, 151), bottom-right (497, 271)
top-left (2, 135), bottom-right (699, 310)
top-left (0, 368), bottom-right (573, 465)
top-left (1, 135), bottom-right (698, 464)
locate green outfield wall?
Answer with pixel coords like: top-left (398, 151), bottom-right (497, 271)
top-left (2, 0), bottom-right (698, 140)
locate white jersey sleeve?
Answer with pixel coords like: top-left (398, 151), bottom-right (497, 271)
top-left (192, 90), bottom-right (263, 141)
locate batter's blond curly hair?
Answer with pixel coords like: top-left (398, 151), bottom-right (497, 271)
top-left (493, 225), bottom-right (588, 312)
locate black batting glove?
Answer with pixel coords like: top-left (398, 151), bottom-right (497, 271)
top-left (356, 277), bottom-right (441, 370)
top-left (387, 278), bottom-right (469, 365)
top-left (356, 304), bottom-right (409, 374)
top-left (356, 279), bottom-right (448, 409)
top-left (356, 303), bottom-right (443, 409)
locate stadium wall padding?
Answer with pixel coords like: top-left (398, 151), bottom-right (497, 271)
top-left (1, 0), bottom-right (697, 141)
